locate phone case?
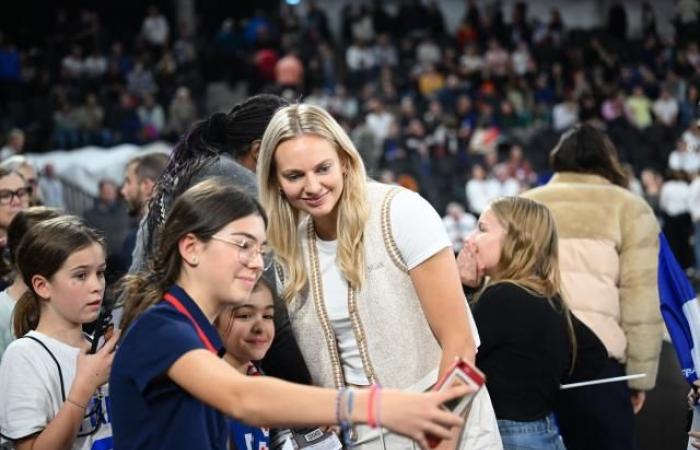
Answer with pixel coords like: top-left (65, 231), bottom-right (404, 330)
top-left (427, 358), bottom-right (486, 448)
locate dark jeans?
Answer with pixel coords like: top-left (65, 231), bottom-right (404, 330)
top-left (556, 359), bottom-right (638, 450)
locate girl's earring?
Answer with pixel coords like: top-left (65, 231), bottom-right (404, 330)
top-left (191, 256), bottom-right (198, 266)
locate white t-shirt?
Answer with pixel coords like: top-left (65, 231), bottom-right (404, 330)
top-left (0, 290), bottom-right (17, 363)
top-left (365, 111), bottom-right (394, 144)
top-left (683, 130), bottom-right (700, 153)
top-left (141, 15), bottom-right (169, 46)
top-left (660, 180), bottom-right (690, 217)
top-left (317, 189), bottom-right (479, 385)
top-left (690, 178), bottom-right (700, 222)
top-left (552, 101), bottom-right (579, 132)
top-left (652, 98), bottom-right (678, 125)
top-left (0, 331), bottom-right (113, 449)
top-left (668, 149), bottom-right (700, 174)
top-left (466, 179), bottom-right (499, 215)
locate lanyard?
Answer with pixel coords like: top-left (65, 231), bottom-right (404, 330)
top-left (163, 292), bottom-right (217, 354)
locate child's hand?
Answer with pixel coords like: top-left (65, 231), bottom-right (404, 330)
top-left (380, 384), bottom-right (472, 449)
top-left (76, 329), bottom-right (120, 392)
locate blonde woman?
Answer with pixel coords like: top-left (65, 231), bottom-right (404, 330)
top-left (257, 103), bottom-right (501, 449)
top-left (458, 196), bottom-right (606, 449)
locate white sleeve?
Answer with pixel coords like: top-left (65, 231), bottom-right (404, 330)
top-left (389, 190), bottom-right (451, 270)
top-left (0, 342), bottom-right (54, 441)
top-left (389, 190), bottom-right (482, 349)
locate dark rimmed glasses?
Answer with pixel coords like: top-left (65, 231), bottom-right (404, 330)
top-left (0, 187), bottom-right (31, 205)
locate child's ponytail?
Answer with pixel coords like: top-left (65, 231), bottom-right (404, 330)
top-left (13, 290), bottom-right (42, 337)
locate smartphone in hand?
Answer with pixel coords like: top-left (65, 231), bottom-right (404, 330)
top-left (89, 307), bottom-right (114, 354)
top-left (427, 358), bottom-right (485, 448)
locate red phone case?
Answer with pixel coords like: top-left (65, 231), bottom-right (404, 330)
top-left (426, 358), bottom-right (486, 448)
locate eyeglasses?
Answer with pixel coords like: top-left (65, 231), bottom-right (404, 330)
top-left (211, 234), bottom-right (273, 270)
top-left (0, 187), bottom-right (31, 205)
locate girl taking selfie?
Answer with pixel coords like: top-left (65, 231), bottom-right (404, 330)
top-left (110, 179), bottom-right (470, 450)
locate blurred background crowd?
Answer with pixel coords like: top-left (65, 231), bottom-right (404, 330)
top-left (1, 0), bottom-right (699, 270)
top-left (0, 1), bottom-right (699, 448)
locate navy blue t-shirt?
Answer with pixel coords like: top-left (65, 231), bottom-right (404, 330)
top-left (110, 285), bottom-right (228, 450)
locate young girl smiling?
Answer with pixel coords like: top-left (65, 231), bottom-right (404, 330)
top-left (216, 276), bottom-right (276, 450)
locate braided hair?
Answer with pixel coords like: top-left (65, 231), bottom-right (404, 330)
top-left (144, 94), bottom-right (288, 257)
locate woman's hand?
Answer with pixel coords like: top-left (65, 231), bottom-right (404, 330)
top-left (380, 384), bottom-right (472, 449)
top-left (456, 241), bottom-right (484, 288)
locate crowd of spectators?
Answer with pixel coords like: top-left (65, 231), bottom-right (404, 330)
top-left (1, 0), bottom-right (700, 271)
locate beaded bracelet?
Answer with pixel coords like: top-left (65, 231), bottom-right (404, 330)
top-left (335, 388), bottom-right (347, 426)
top-left (335, 388), bottom-right (355, 447)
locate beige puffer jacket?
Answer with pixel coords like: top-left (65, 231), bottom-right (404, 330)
top-left (522, 172), bottom-right (663, 391)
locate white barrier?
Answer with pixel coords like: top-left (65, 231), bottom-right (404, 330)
top-left (25, 142), bottom-right (172, 197)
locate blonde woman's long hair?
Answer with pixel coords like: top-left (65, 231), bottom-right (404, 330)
top-left (257, 104), bottom-right (369, 302)
top-left (487, 196), bottom-right (578, 372)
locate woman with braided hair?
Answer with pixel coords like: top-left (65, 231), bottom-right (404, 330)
top-left (120, 94), bottom-right (312, 386)
top-left (132, 93), bottom-right (289, 272)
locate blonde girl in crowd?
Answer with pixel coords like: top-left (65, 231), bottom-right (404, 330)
top-left (257, 103), bottom-right (502, 449)
top-left (110, 179), bottom-right (470, 450)
top-left (0, 216), bottom-right (117, 450)
top-left (457, 197), bottom-right (606, 449)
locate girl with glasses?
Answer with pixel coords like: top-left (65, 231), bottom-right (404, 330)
top-left (0, 216), bottom-right (117, 450)
top-left (111, 178), bottom-right (470, 450)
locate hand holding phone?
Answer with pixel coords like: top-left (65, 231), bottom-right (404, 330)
top-left (89, 307), bottom-right (114, 354)
top-left (427, 358), bottom-right (485, 448)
